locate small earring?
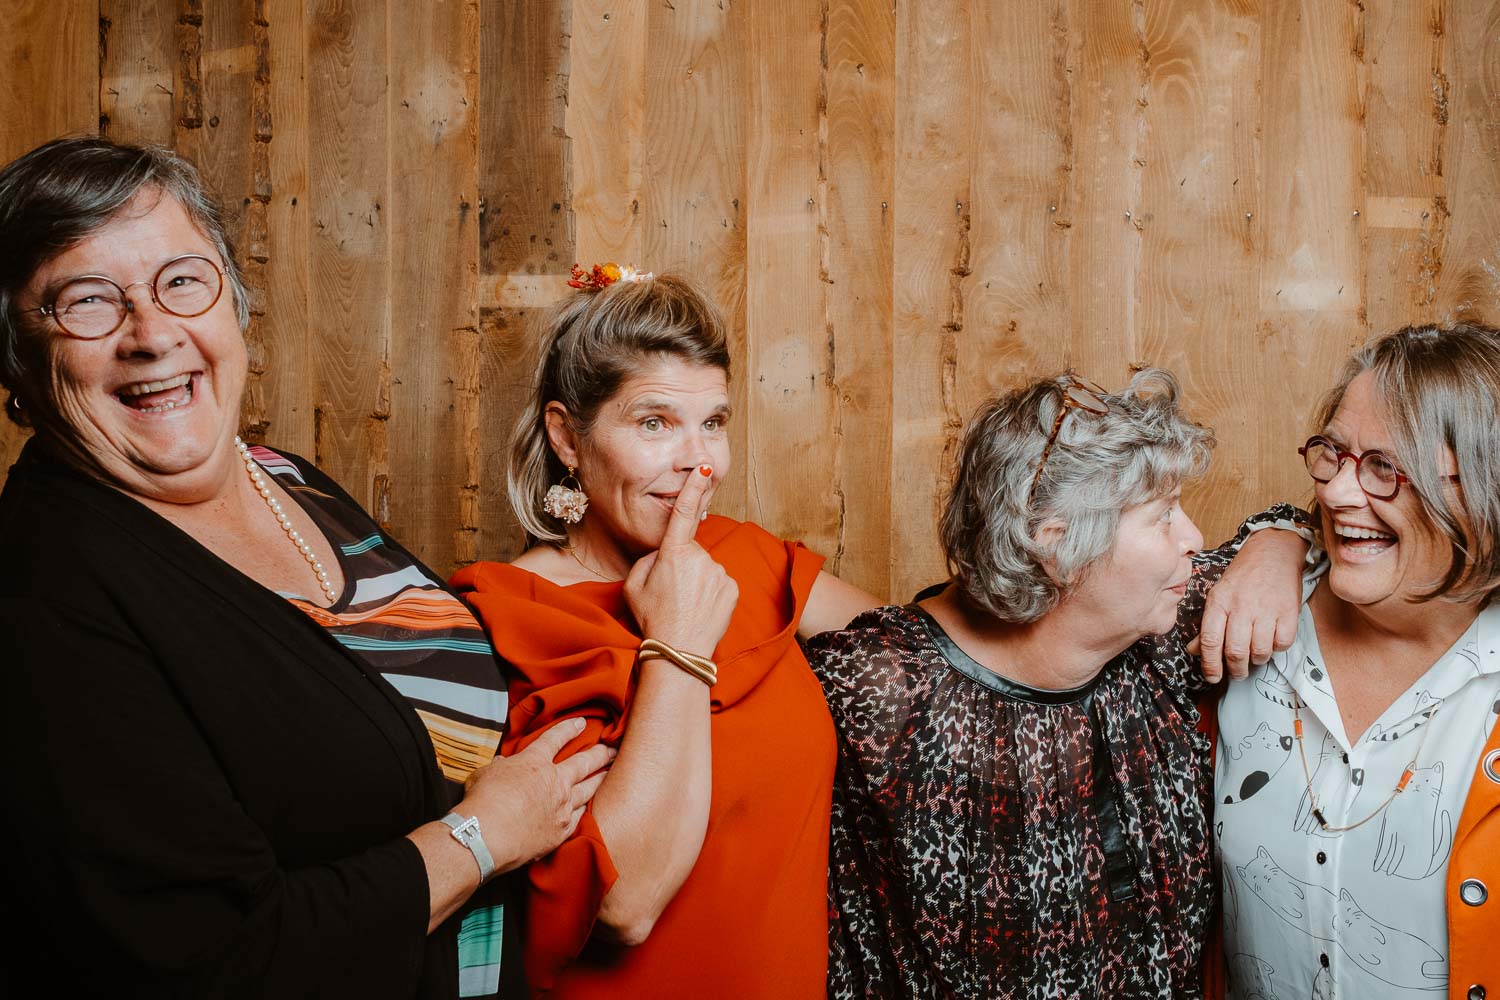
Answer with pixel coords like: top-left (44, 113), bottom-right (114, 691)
top-left (543, 466), bottom-right (589, 523)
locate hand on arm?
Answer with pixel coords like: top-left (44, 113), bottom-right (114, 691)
top-left (798, 570), bottom-right (881, 640)
top-left (412, 717), bottom-right (614, 932)
top-left (593, 465), bottom-right (739, 944)
top-left (1190, 526), bottom-right (1309, 683)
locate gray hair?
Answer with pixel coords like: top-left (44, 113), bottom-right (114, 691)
top-left (508, 273), bottom-right (731, 544)
top-left (1314, 322), bottom-right (1500, 602)
top-left (0, 136), bottom-right (250, 426)
top-left (941, 367), bottom-right (1214, 623)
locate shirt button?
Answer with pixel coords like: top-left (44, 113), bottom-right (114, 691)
top-left (1316, 851), bottom-right (1327, 865)
top-left (1462, 879), bottom-right (1490, 906)
top-left (1468, 985), bottom-right (1485, 1000)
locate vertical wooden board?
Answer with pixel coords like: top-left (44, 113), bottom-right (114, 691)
top-left (1256, 0), bottom-right (1365, 512)
top-left (1064, 1), bottom-right (1148, 381)
top-left (0, 0), bottom-right (97, 484)
top-left (960, 2), bottom-right (1072, 416)
top-left (1134, 0), bottom-right (1265, 542)
top-left (743, 0), bottom-right (840, 561)
top-left (0, 1), bottom-right (98, 157)
top-left (475, 0), bottom-right (574, 561)
top-left (182, 1), bottom-right (269, 449)
top-left (185, 1), bottom-right (256, 248)
top-left (889, 0), bottom-right (972, 599)
top-left (306, 0), bottom-right (390, 516)
top-left (99, 2), bottom-right (178, 145)
top-left (386, 0), bottom-right (480, 575)
top-left (1432, 0), bottom-right (1500, 326)
top-left (822, 0), bottom-right (895, 596)
top-left (640, 0), bottom-right (749, 524)
top-left (258, 0), bottom-right (314, 457)
top-left (1362, 0), bottom-right (1450, 332)
top-left (568, 0), bottom-right (646, 266)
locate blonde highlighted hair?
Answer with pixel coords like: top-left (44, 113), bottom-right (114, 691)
top-left (508, 273), bottom-right (730, 544)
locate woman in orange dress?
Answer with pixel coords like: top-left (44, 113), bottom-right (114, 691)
top-left (451, 269), bottom-right (877, 998)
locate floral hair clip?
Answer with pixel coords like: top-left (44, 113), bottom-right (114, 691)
top-left (567, 262), bottom-right (655, 291)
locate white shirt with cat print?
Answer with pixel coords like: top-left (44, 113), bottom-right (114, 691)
top-left (1216, 599), bottom-right (1500, 1000)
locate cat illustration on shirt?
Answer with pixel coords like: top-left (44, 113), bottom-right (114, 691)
top-left (1292, 730), bottom-right (1339, 837)
top-left (1332, 888), bottom-right (1447, 990)
top-left (1371, 761), bottom-right (1452, 880)
top-left (1256, 670), bottom-right (1298, 709)
top-left (1235, 846), bottom-right (1333, 937)
top-left (1230, 953), bottom-right (1282, 1000)
top-left (1222, 722), bottom-right (1294, 805)
top-left (1300, 658), bottom-right (1334, 700)
top-left (1311, 963), bottom-right (1334, 1000)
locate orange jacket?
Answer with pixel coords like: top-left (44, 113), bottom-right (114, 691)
top-left (1200, 702), bottom-right (1500, 1000)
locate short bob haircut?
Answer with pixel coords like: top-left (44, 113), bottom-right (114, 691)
top-left (0, 136), bottom-right (250, 427)
top-left (941, 367), bottom-right (1214, 624)
top-left (508, 273), bottom-right (731, 544)
top-left (1312, 322), bottom-right (1500, 603)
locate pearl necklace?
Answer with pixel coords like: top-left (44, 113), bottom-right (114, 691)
top-left (235, 436), bottom-right (339, 603)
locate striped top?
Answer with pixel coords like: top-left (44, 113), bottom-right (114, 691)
top-left (251, 445), bottom-right (510, 998)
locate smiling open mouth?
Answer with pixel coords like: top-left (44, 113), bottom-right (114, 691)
top-left (117, 374), bottom-right (194, 413)
top-left (1333, 523), bottom-right (1396, 555)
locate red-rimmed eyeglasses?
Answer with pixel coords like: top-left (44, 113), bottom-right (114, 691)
top-left (1028, 373), bottom-right (1112, 508)
top-left (1298, 436), bottom-right (1459, 502)
top-left (32, 254), bottom-right (226, 340)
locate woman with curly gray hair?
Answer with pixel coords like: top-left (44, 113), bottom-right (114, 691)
top-left (807, 368), bottom-right (1314, 999)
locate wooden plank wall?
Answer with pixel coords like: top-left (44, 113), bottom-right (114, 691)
top-left (2, 1), bottom-right (1496, 602)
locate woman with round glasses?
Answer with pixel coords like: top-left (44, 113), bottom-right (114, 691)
top-left (1215, 324), bottom-right (1500, 1000)
top-left (0, 137), bottom-right (618, 998)
top-left (806, 369), bottom-right (1315, 998)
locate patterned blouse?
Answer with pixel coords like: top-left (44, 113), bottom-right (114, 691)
top-left (807, 505), bottom-right (1307, 1000)
top-left (1217, 594), bottom-right (1500, 999)
top-left (253, 446), bottom-right (512, 998)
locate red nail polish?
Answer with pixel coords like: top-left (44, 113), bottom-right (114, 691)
top-left (699, 465), bottom-right (712, 477)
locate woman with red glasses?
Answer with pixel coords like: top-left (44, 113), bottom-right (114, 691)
top-left (1215, 324), bottom-right (1500, 1000)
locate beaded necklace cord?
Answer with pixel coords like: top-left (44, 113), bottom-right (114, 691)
top-left (235, 436), bottom-right (339, 603)
top-left (1292, 690), bottom-right (1438, 833)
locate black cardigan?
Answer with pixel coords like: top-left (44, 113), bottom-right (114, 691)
top-left (0, 440), bottom-right (459, 998)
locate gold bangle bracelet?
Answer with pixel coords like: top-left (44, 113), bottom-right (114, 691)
top-left (637, 638), bottom-right (718, 686)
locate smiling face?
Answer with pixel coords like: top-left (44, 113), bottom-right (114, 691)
top-left (18, 189), bottom-right (247, 503)
top-left (1068, 488), bottom-right (1205, 640)
top-left (1315, 370), bottom-right (1456, 611)
top-left (547, 356), bottom-right (731, 564)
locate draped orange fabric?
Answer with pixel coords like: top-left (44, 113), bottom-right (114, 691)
top-left (450, 516), bottom-right (836, 999)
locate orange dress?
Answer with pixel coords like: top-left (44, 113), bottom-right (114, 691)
top-left (450, 515), bottom-right (835, 999)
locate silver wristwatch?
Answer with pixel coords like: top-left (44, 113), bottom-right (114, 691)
top-left (441, 811), bottom-right (496, 881)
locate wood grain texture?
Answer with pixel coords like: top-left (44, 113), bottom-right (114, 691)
top-left (256, 0), bottom-right (314, 456)
top-left (306, 0), bottom-right (390, 518)
top-left (1256, 0), bottom-right (1367, 522)
top-left (640, 0), bottom-right (749, 523)
top-left (1432, 0), bottom-right (1500, 326)
top-left (568, 0), bottom-right (646, 267)
top-left (1136, 0), bottom-right (1265, 539)
top-left (1362, 0), bottom-right (1450, 332)
top-left (386, 0), bottom-right (481, 574)
top-left (743, 0), bottom-right (840, 562)
top-left (889, 0), bottom-right (972, 595)
top-left (99, 1), bottom-right (178, 144)
top-left (821, 0), bottom-right (895, 594)
top-left (475, 0), bottom-right (574, 561)
top-left (4, 0), bottom-right (1500, 600)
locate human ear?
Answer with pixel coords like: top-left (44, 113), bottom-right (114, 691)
top-left (1031, 517), bottom-right (1068, 583)
top-left (543, 402), bottom-right (581, 469)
